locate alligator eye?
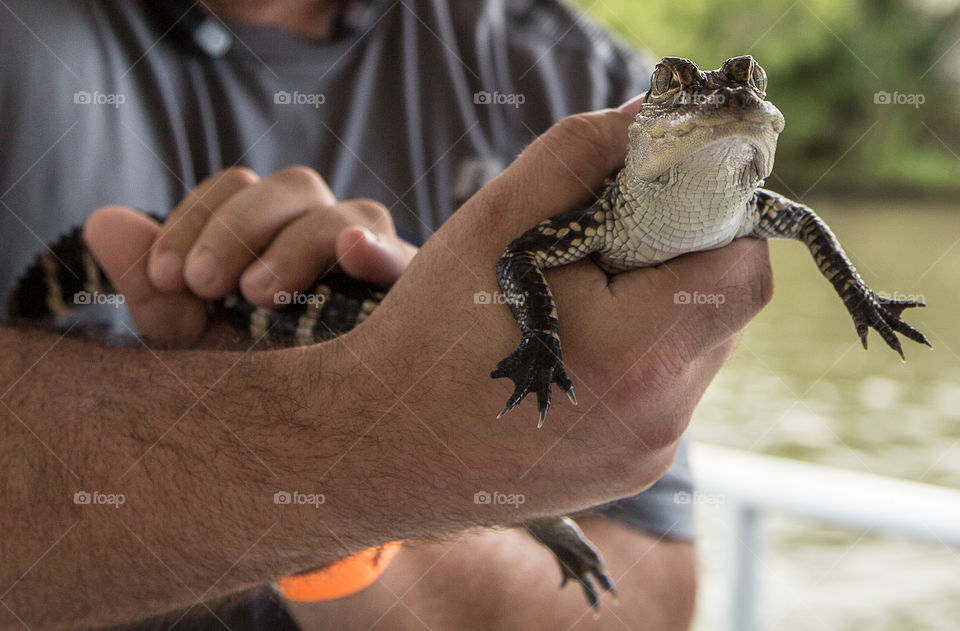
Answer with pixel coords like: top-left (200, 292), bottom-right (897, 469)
top-left (750, 63), bottom-right (768, 95)
top-left (650, 65), bottom-right (678, 96)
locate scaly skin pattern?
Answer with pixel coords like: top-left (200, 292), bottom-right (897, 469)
top-left (743, 189), bottom-right (930, 355)
top-left (7, 220), bottom-right (613, 610)
top-left (5, 224), bottom-right (385, 345)
top-left (492, 55), bottom-right (931, 428)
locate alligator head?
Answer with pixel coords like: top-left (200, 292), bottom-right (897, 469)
top-left (625, 56), bottom-right (785, 195)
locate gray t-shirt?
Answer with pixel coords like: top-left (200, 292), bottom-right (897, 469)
top-left (0, 0), bottom-right (692, 542)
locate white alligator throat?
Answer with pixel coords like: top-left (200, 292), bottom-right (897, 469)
top-left (598, 137), bottom-right (766, 270)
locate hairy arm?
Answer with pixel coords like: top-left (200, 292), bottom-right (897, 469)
top-left (0, 325), bottom-right (418, 630)
top-left (282, 518), bottom-right (696, 631)
top-left (1, 104), bottom-right (770, 630)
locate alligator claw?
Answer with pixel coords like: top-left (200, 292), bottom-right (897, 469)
top-left (525, 517), bottom-right (616, 610)
top-left (491, 332), bottom-right (572, 426)
top-left (848, 289), bottom-right (931, 358)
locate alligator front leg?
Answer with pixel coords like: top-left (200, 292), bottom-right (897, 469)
top-left (744, 189), bottom-right (932, 356)
top-left (492, 196), bottom-right (609, 426)
top-left (525, 516), bottom-right (616, 610)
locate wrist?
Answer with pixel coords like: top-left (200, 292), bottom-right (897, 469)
top-left (257, 338), bottom-right (443, 557)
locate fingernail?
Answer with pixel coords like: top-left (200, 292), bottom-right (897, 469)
top-left (150, 250), bottom-right (182, 288)
top-left (241, 261), bottom-right (275, 291)
top-left (358, 227), bottom-right (396, 259)
top-left (185, 247), bottom-right (219, 288)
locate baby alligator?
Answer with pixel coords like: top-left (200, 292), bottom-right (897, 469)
top-left (492, 55), bottom-right (931, 426)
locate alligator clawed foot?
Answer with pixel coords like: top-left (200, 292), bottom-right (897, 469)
top-left (525, 517), bottom-right (615, 610)
top-left (491, 333), bottom-right (575, 427)
top-left (849, 288), bottom-right (932, 359)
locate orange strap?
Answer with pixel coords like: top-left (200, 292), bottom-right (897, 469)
top-left (276, 541), bottom-right (402, 602)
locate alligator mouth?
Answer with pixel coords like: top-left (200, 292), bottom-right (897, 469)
top-left (627, 97), bottom-right (784, 182)
top-left (642, 117), bottom-right (782, 141)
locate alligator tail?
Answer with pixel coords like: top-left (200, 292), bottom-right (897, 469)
top-left (8, 221), bottom-right (388, 346)
top-left (7, 226), bottom-right (114, 321)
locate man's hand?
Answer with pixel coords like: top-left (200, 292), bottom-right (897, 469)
top-left (83, 166), bottom-right (417, 344)
top-left (330, 101), bottom-right (773, 530)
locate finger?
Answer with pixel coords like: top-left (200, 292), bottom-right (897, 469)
top-left (83, 206), bottom-right (207, 345)
top-left (648, 336), bottom-right (741, 442)
top-left (236, 206), bottom-right (341, 308)
top-left (237, 198), bottom-right (408, 307)
top-left (184, 166), bottom-right (336, 299)
top-left (618, 92), bottom-right (647, 112)
top-left (612, 239), bottom-right (774, 364)
top-left (335, 226), bottom-right (418, 287)
top-left (149, 167), bottom-right (260, 292)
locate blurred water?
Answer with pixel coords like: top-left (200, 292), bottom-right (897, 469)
top-left (688, 199), bottom-right (960, 631)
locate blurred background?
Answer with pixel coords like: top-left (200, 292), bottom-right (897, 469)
top-left (570, 0), bottom-right (960, 629)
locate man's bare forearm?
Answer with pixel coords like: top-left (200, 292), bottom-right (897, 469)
top-left (0, 106), bottom-right (775, 630)
top-left (0, 325), bottom-right (442, 630)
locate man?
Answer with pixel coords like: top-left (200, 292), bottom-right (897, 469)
top-left (0, 1), bottom-right (772, 629)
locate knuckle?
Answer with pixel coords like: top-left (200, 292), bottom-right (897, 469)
top-left (467, 177), bottom-right (521, 229)
top-left (638, 438), bottom-right (684, 488)
top-left (350, 198), bottom-right (393, 227)
top-left (213, 166), bottom-right (259, 188)
top-left (548, 112), bottom-right (619, 170)
top-left (642, 413), bottom-right (688, 458)
top-left (599, 352), bottom-right (690, 426)
top-left (274, 165), bottom-right (329, 198)
top-left (633, 367), bottom-right (697, 451)
top-left (601, 368), bottom-right (690, 455)
top-left (593, 432), bottom-right (682, 496)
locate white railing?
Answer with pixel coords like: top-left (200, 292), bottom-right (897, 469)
top-left (690, 443), bottom-right (960, 631)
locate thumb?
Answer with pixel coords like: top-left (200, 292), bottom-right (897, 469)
top-left (335, 226), bottom-right (418, 287)
top-left (443, 105), bottom-right (640, 261)
top-left (83, 206), bottom-right (208, 345)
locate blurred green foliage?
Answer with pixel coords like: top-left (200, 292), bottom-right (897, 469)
top-left (571, 0), bottom-right (960, 196)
